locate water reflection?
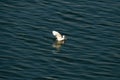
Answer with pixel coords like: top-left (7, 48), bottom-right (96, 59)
top-left (52, 40), bottom-right (64, 51)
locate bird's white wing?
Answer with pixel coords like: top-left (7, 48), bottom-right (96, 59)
top-left (52, 31), bottom-right (62, 39)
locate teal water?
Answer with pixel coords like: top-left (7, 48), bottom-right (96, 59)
top-left (0, 0), bottom-right (120, 80)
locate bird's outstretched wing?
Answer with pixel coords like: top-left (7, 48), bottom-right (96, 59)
top-left (52, 31), bottom-right (62, 39)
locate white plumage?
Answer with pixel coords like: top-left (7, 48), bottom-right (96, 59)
top-left (52, 31), bottom-right (65, 41)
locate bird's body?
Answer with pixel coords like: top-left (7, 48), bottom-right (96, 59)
top-left (52, 31), bottom-right (65, 41)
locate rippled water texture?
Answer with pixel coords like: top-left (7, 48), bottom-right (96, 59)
top-left (0, 0), bottom-right (120, 80)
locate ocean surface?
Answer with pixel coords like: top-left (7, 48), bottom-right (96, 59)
top-left (0, 0), bottom-right (120, 80)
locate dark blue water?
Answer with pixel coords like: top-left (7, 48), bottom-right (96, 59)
top-left (0, 0), bottom-right (120, 80)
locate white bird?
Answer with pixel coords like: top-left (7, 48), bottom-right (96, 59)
top-left (52, 31), bottom-right (65, 41)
